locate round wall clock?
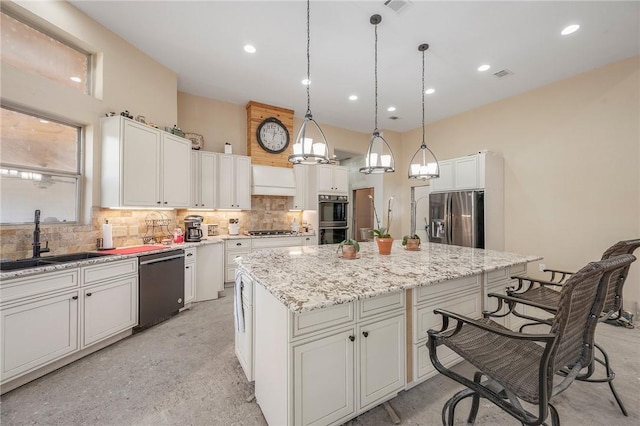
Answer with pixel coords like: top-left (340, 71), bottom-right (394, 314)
top-left (256, 117), bottom-right (290, 154)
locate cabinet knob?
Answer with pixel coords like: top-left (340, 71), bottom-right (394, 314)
top-left (348, 335), bottom-right (355, 342)
top-left (86, 292), bottom-right (92, 297)
top-left (185, 266), bottom-right (190, 269)
top-left (362, 331), bottom-right (369, 338)
top-left (72, 295), bottom-right (78, 300)
top-left (164, 201), bottom-right (168, 204)
top-left (187, 252), bottom-right (193, 257)
top-left (157, 201), bottom-right (161, 204)
top-left (236, 242), bottom-right (242, 246)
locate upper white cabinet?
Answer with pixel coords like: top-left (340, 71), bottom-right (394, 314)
top-left (101, 116), bottom-right (191, 208)
top-left (291, 164), bottom-right (315, 210)
top-left (218, 154), bottom-right (251, 209)
top-left (315, 164), bottom-right (348, 194)
top-left (191, 151), bottom-right (217, 209)
top-left (430, 152), bottom-right (501, 193)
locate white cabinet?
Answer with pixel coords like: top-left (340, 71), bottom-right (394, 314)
top-left (1, 290), bottom-right (79, 383)
top-left (315, 164), bottom-right (348, 194)
top-left (82, 275), bottom-right (137, 348)
top-left (184, 248), bottom-right (197, 304)
top-left (225, 239), bottom-right (252, 283)
top-left (292, 164), bottom-right (314, 210)
top-left (430, 152), bottom-right (501, 192)
top-left (218, 154), bottom-right (251, 209)
top-left (195, 243), bottom-right (224, 301)
top-left (191, 151), bottom-right (217, 209)
top-left (253, 284), bottom-right (405, 426)
top-left (293, 328), bottom-right (356, 425)
top-left (101, 116), bottom-right (192, 208)
top-left (235, 274), bottom-right (255, 382)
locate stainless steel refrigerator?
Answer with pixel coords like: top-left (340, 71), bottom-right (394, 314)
top-left (428, 190), bottom-right (485, 248)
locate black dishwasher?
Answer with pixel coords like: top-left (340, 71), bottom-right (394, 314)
top-left (137, 249), bottom-right (185, 330)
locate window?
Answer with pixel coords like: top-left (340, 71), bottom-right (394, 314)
top-left (0, 107), bottom-right (82, 224)
top-left (0, 11), bottom-right (90, 94)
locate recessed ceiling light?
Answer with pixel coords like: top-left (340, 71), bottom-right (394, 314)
top-left (301, 79), bottom-right (311, 86)
top-left (477, 64), bottom-right (491, 72)
top-left (425, 88), bottom-right (435, 95)
top-left (348, 95), bottom-right (358, 101)
top-left (39, 119), bottom-right (50, 124)
top-left (243, 44), bottom-right (256, 53)
top-left (387, 106), bottom-right (396, 112)
top-left (561, 24), bottom-right (580, 36)
top-left (70, 76), bottom-right (82, 83)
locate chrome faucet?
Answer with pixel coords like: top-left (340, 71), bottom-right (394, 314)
top-left (32, 209), bottom-right (50, 258)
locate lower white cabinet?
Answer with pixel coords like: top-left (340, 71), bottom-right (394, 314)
top-left (253, 283), bottom-right (405, 426)
top-left (82, 276), bottom-right (137, 348)
top-left (184, 248), bottom-right (197, 304)
top-left (195, 243), bottom-right (224, 301)
top-left (1, 290), bottom-right (79, 382)
top-left (0, 258), bottom-right (138, 390)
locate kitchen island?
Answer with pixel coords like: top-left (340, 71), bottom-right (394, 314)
top-left (235, 241), bottom-right (541, 426)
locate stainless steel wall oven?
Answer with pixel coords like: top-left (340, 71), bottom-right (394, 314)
top-left (318, 195), bottom-right (348, 244)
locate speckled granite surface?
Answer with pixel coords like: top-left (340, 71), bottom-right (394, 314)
top-left (236, 242), bottom-right (541, 313)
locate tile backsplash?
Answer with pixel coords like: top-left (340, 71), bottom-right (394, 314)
top-left (0, 196), bottom-right (304, 260)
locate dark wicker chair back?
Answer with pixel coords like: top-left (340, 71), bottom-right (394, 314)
top-left (599, 239), bottom-right (640, 317)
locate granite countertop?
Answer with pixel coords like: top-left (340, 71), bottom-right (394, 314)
top-left (1, 238), bottom-right (225, 280)
top-left (236, 242), bottom-right (542, 313)
top-left (219, 232), bottom-right (316, 240)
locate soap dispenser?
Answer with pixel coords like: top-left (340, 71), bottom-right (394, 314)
top-left (291, 218), bottom-right (299, 233)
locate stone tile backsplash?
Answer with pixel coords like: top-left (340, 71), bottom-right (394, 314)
top-left (0, 196), bottom-right (304, 260)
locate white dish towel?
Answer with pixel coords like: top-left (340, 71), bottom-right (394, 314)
top-left (234, 268), bottom-right (245, 333)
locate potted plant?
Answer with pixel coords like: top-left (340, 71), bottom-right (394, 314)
top-left (369, 195), bottom-right (394, 255)
top-left (402, 234), bottom-right (421, 251)
top-left (337, 238), bottom-right (360, 259)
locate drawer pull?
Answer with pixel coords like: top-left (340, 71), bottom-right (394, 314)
top-left (185, 266), bottom-right (190, 269)
top-left (86, 292), bottom-right (92, 297)
top-left (236, 242), bottom-right (242, 246)
top-left (362, 331), bottom-right (369, 338)
top-left (72, 295), bottom-right (78, 300)
top-left (348, 335), bottom-right (355, 342)
top-left (187, 252), bottom-right (193, 257)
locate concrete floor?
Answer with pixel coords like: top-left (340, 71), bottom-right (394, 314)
top-left (1, 292), bottom-right (639, 426)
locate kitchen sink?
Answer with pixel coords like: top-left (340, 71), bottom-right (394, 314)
top-left (0, 252), bottom-right (113, 271)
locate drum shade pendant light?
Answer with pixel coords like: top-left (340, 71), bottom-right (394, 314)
top-left (359, 14), bottom-right (395, 175)
top-left (288, 0), bottom-right (330, 165)
top-left (408, 44), bottom-right (439, 180)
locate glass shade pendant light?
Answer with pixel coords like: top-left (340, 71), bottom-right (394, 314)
top-left (288, 0), bottom-right (330, 165)
top-left (359, 14), bottom-right (395, 175)
top-left (408, 43), bottom-right (439, 180)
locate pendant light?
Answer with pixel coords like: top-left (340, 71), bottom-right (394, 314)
top-left (288, 0), bottom-right (330, 165)
top-left (359, 14), bottom-right (395, 175)
top-left (408, 44), bottom-right (439, 180)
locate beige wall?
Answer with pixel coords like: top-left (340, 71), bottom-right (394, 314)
top-left (400, 56), bottom-right (640, 313)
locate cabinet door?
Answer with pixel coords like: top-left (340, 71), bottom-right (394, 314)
top-left (430, 159), bottom-right (453, 192)
top-left (316, 164), bottom-right (334, 193)
top-left (234, 155), bottom-right (252, 209)
top-left (1, 291), bottom-right (79, 382)
top-left (200, 152), bottom-right (217, 208)
top-left (454, 156), bottom-right (479, 189)
top-left (293, 164), bottom-right (308, 210)
top-left (303, 236), bottom-right (316, 246)
top-left (122, 120), bottom-right (161, 206)
top-left (184, 262), bottom-right (196, 303)
top-left (82, 276), bottom-right (137, 348)
top-left (161, 134), bottom-right (191, 207)
top-left (293, 329), bottom-right (355, 426)
top-left (218, 154), bottom-right (234, 209)
top-left (235, 298), bottom-right (254, 382)
top-left (190, 152), bottom-right (200, 207)
top-left (358, 314), bottom-right (405, 410)
top-left (332, 166), bottom-right (349, 194)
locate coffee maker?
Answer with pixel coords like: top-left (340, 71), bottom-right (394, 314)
top-left (184, 215), bottom-right (204, 242)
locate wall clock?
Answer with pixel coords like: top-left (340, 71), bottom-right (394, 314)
top-left (256, 117), bottom-right (290, 154)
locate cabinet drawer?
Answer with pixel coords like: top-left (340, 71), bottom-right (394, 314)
top-left (82, 259), bottom-right (138, 285)
top-left (184, 248), bottom-right (196, 264)
top-left (291, 302), bottom-right (355, 339)
top-left (358, 292), bottom-right (405, 320)
top-left (1, 269), bottom-right (79, 304)
top-left (414, 275), bottom-right (479, 305)
top-left (511, 263), bottom-right (527, 276)
top-left (252, 237), bottom-right (304, 250)
top-left (486, 267), bottom-right (509, 284)
top-left (226, 251), bottom-right (249, 267)
top-left (225, 239), bottom-right (251, 251)
top-left (413, 290), bottom-right (481, 342)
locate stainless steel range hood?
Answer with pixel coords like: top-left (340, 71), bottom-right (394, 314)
top-left (251, 165), bottom-right (296, 196)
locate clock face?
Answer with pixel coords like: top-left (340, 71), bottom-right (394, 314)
top-left (257, 117), bottom-right (290, 154)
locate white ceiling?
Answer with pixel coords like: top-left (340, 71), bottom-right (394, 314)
top-left (69, 1), bottom-right (640, 134)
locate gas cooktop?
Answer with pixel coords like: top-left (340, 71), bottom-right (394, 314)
top-left (248, 230), bottom-right (296, 236)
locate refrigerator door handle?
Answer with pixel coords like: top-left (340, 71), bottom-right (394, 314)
top-left (445, 193), bottom-right (452, 245)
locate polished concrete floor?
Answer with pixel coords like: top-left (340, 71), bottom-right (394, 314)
top-left (1, 292), bottom-right (639, 425)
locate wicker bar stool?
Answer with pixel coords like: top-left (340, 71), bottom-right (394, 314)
top-left (427, 254), bottom-right (635, 426)
top-left (486, 238), bottom-right (640, 416)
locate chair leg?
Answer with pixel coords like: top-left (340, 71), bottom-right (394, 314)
top-left (548, 403), bottom-right (560, 426)
top-left (467, 372), bottom-right (484, 424)
top-left (442, 388), bottom-right (476, 426)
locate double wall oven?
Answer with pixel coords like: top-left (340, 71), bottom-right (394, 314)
top-left (318, 195), bottom-right (348, 244)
